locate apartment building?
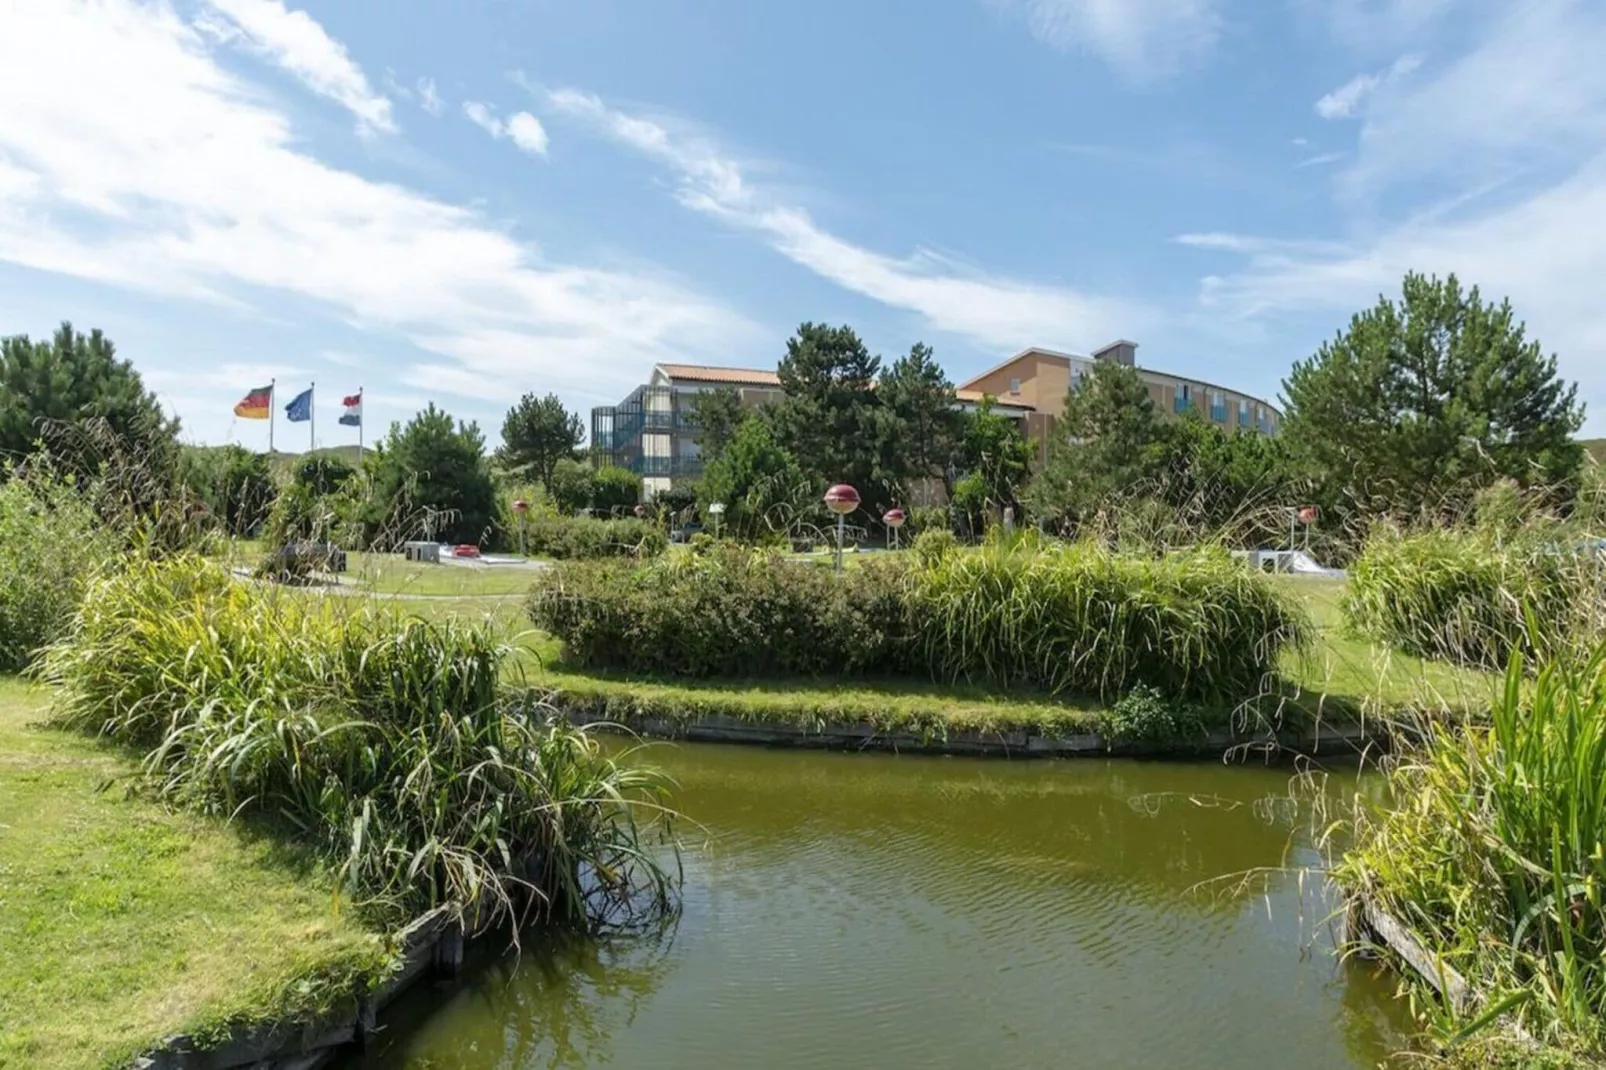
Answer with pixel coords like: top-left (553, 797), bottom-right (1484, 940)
top-left (957, 340), bottom-right (1282, 456)
top-left (591, 341), bottom-right (1278, 497)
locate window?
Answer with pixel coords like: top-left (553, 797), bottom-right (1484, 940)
top-left (1210, 391), bottom-right (1227, 422)
top-left (1009, 377), bottom-right (1021, 395)
top-left (1173, 383), bottom-right (1192, 414)
top-left (1238, 400), bottom-right (1250, 427)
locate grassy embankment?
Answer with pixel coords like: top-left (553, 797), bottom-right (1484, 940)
top-left (0, 677), bottom-right (389, 1070)
top-left (343, 564), bottom-right (1495, 741)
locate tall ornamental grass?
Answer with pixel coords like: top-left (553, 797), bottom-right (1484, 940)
top-left (1344, 525), bottom-right (1599, 668)
top-left (530, 540), bottom-right (1304, 704)
top-left (36, 555), bottom-right (674, 930)
top-left (0, 470), bottom-right (117, 672)
top-left (1336, 646), bottom-right (1606, 1056)
top-left (907, 541), bottom-right (1303, 703)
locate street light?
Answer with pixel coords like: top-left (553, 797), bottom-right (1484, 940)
top-left (884, 507), bottom-right (906, 551)
top-left (707, 501), bottom-right (725, 540)
top-left (823, 484), bottom-right (860, 574)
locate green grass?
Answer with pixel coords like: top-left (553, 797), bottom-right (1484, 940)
top-left (0, 677), bottom-right (390, 1070)
top-left (344, 551), bottom-right (543, 597)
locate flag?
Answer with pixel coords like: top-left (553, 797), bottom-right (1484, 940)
top-left (339, 392), bottom-right (362, 427)
top-left (284, 388), bottom-right (313, 423)
top-left (233, 385), bottom-right (272, 419)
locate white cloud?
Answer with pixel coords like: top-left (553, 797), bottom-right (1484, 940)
top-left (1315, 73), bottom-right (1382, 119)
top-left (1291, 136), bottom-right (1310, 147)
top-left (199, 0), bottom-right (395, 134)
top-left (1315, 56), bottom-right (1418, 120)
top-left (462, 101), bottom-right (548, 156)
top-left (506, 112), bottom-right (550, 156)
top-left (417, 77), bottom-right (444, 116)
top-left (998, 0), bottom-right (1222, 83)
top-left (546, 88), bottom-right (1143, 351)
top-left (1296, 151), bottom-right (1347, 168)
top-left (0, 0), bottom-right (756, 425)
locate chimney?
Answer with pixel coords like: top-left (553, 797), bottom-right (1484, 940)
top-left (1093, 339), bottom-right (1138, 367)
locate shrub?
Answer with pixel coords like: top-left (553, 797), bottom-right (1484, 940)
top-left (548, 458), bottom-right (594, 516)
top-left (1343, 525), bottom-right (1596, 668)
top-left (523, 514), bottom-right (667, 561)
top-left (590, 465), bottom-right (642, 514)
top-left (529, 545), bottom-right (909, 678)
top-left (911, 527), bottom-right (959, 567)
top-left (0, 473), bottom-right (116, 671)
top-left (36, 555), bottom-right (673, 929)
top-left (531, 539), bottom-right (1303, 703)
top-left (1101, 684), bottom-right (1205, 744)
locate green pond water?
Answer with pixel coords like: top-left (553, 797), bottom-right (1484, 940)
top-left (345, 744), bottom-right (1413, 1069)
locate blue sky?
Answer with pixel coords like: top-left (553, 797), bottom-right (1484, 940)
top-left (3, 0), bottom-right (1604, 447)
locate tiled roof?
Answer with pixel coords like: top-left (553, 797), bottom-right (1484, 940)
top-left (656, 363), bottom-right (782, 386)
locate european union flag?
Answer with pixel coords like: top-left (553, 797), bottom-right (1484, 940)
top-left (284, 388), bottom-right (313, 423)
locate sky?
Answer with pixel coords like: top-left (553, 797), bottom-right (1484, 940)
top-left (2, 0), bottom-right (1604, 449)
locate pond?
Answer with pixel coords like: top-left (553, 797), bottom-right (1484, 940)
top-left (344, 744), bottom-right (1413, 1069)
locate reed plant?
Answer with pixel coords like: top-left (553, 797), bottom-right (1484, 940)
top-left (905, 539), bottom-right (1303, 703)
top-left (36, 554), bottom-right (674, 931)
top-left (1336, 645), bottom-right (1606, 1057)
top-left (1344, 524), bottom-right (1602, 668)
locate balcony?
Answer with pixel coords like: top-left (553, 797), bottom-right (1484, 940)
top-left (1173, 395), bottom-right (1193, 414)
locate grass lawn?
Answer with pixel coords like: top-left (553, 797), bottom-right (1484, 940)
top-left (0, 677), bottom-right (390, 1070)
top-left (362, 574), bottom-right (1501, 740)
top-left (343, 552), bottom-right (544, 597)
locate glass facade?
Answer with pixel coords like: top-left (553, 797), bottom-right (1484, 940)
top-left (590, 384), bottom-right (706, 483)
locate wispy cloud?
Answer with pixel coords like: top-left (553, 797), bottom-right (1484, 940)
top-left (546, 88), bottom-right (1145, 350)
top-left (198, 0), bottom-right (395, 134)
top-left (1305, 0), bottom-right (1457, 54)
top-left (416, 77), bottom-right (444, 116)
top-left (995, 0), bottom-right (1222, 83)
top-left (463, 100), bottom-right (549, 156)
top-left (1315, 56), bottom-right (1418, 119)
top-left (1296, 151), bottom-right (1347, 168)
top-left (0, 0), bottom-right (757, 421)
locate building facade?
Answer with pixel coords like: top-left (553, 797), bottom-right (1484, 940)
top-left (592, 341), bottom-right (1280, 498)
top-left (590, 364), bottom-right (784, 499)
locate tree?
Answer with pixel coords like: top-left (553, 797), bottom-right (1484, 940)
top-left (879, 342), bottom-right (964, 501)
top-left (700, 417), bottom-right (809, 540)
top-left (499, 392), bottom-right (584, 492)
top-left (0, 322), bottom-right (179, 468)
top-left (1146, 410), bottom-right (1303, 545)
top-left (686, 386), bottom-right (744, 462)
top-left (1283, 272), bottom-right (1584, 515)
top-left (290, 453), bottom-right (356, 496)
top-left (591, 465), bottom-right (642, 513)
top-left (1029, 360), bottom-right (1167, 522)
top-left (955, 398), bottom-right (1033, 531)
top-left (368, 404), bottom-right (496, 545)
top-left (768, 323), bottom-right (884, 503)
top-left (179, 445), bottom-right (275, 537)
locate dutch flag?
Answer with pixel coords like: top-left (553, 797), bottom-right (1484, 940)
top-left (339, 392), bottom-right (362, 427)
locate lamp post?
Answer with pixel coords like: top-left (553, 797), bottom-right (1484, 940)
top-left (884, 507), bottom-right (906, 551)
top-left (708, 501), bottom-right (725, 540)
top-left (823, 484), bottom-right (860, 574)
top-left (1295, 505), bottom-right (1318, 552)
top-left (512, 498), bottom-right (529, 557)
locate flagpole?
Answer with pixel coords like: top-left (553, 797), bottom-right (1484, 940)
top-left (358, 386), bottom-right (364, 465)
top-left (309, 381), bottom-right (316, 452)
top-left (269, 378), bottom-right (276, 454)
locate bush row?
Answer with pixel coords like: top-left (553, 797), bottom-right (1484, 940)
top-left (1344, 525), bottom-right (1601, 668)
top-left (36, 556), bottom-right (672, 928)
top-left (520, 513), bottom-right (667, 560)
top-left (529, 542), bottom-right (1305, 704)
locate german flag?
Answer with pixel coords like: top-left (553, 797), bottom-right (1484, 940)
top-left (233, 385), bottom-right (273, 419)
